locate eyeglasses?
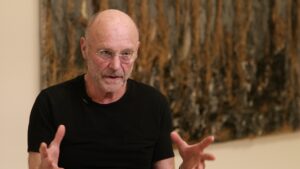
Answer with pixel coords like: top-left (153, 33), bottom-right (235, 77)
top-left (96, 49), bottom-right (135, 64)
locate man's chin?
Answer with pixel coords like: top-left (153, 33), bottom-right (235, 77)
top-left (104, 77), bottom-right (125, 83)
top-left (102, 80), bottom-right (126, 91)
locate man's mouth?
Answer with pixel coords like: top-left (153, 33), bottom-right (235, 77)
top-left (103, 75), bottom-right (124, 81)
top-left (106, 75), bottom-right (121, 79)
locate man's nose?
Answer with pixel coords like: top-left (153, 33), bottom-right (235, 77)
top-left (109, 55), bottom-right (121, 70)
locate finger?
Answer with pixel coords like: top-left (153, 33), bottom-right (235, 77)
top-left (196, 135), bottom-right (214, 151)
top-left (51, 125), bottom-right (66, 146)
top-left (171, 131), bottom-right (188, 150)
top-left (196, 162), bottom-right (205, 169)
top-left (201, 153), bottom-right (216, 161)
top-left (52, 162), bottom-right (63, 169)
top-left (39, 142), bottom-right (48, 159)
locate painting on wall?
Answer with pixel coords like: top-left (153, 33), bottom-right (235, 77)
top-left (40, 0), bottom-right (300, 142)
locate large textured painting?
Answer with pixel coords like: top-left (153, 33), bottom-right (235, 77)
top-left (40, 0), bottom-right (300, 142)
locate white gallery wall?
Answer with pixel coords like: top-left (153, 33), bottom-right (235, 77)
top-left (0, 0), bottom-right (39, 169)
top-left (0, 1), bottom-right (299, 169)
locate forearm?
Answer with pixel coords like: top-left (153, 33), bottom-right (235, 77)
top-left (28, 152), bottom-right (41, 169)
top-left (152, 157), bottom-right (175, 169)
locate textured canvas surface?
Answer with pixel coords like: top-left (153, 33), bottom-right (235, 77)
top-left (40, 0), bottom-right (300, 142)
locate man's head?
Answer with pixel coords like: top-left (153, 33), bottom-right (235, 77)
top-left (80, 9), bottom-right (140, 94)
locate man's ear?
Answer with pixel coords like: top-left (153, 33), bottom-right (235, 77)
top-left (80, 37), bottom-right (87, 59)
top-left (137, 41), bottom-right (140, 50)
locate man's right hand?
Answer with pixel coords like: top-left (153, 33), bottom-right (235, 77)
top-left (38, 125), bottom-right (65, 169)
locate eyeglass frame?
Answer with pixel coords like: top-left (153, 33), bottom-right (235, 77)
top-left (95, 48), bottom-right (137, 64)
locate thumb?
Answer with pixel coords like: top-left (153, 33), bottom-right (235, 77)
top-left (51, 125), bottom-right (66, 146)
top-left (171, 131), bottom-right (188, 150)
top-left (39, 142), bottom-right (48, 159)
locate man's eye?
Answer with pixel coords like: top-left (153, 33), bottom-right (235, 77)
top-left (121, 51), bottom-right (133, 57)
top-left (98, 50), bottom-right (112, 57)
top-left (101, 50), bottom-right (110, 55)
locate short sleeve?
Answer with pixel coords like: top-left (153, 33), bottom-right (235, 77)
top-left (152, 96), bottom-right (174, 162)
top-left (27, 90), bottom-right (56, 152)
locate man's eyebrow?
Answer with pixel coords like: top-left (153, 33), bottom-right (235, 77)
top-left (121, 48), bottom-right (135, 52)
top-left (96, 47), bottom-right (113, 51)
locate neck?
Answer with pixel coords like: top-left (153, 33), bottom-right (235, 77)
top-left (84, 74), bottom-right (127, 104)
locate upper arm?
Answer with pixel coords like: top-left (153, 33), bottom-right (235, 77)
top-left (153, 157), bottom-right (175, 169)
top-left (152, 95), bottom-right (175, 162)
top-left (28, 152), bottom-right (41, 169)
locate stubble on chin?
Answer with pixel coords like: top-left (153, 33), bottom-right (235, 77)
top-left (100, 77), bottom-right (127, 93)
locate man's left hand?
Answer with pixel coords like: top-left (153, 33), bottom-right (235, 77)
top-left (171, 132), bottom-right (216, 169)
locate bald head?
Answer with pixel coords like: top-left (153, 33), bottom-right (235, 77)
top-left (85, 9), bottom-right (139, 42)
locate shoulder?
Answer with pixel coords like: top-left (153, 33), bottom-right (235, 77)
top-left (45, 75), bottom-right (83, 92)
top-left (38, 75), bottom-right (84, 100)
top-left (128, 79), bottom-right (165, 98)
top-left (127, 79), bottom-right (169, 106)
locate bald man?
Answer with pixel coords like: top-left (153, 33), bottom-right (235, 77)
top-left (28, 9), bottom-right (215, 169)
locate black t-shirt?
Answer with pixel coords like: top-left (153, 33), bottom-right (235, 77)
top-left (28, 75), bottom-right (174, 169)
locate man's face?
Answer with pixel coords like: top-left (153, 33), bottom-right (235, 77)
top-left (81, 24), bottom-right (139, 93)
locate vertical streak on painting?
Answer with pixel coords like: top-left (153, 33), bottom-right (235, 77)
top-left (203, 0), bottom-right (213, 98)
top-left (234, 0), bottom-right (252, 90)
top-left (127, 0), bottom-right (136, 21)
top-left (286, 0), bottom-right (300, 116)
top-left (99, 0), bottom-right (109, 11)
top-left (156, 0), bottom-right (170, 95)
top-left (191, 0), bottom-right (201, 101)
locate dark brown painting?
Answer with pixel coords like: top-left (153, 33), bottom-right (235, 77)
top-left (40, 0), bottom-right (300, 142)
